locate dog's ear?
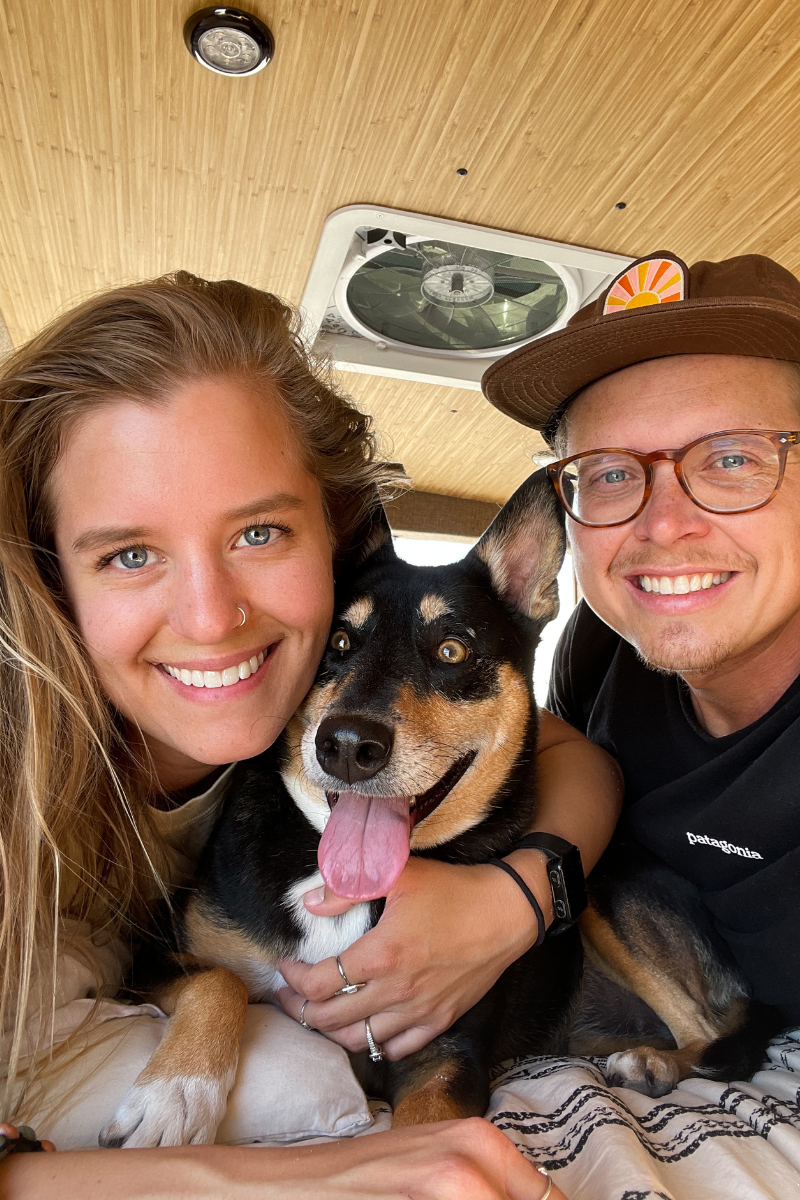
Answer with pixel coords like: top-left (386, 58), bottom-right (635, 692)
top-left (342, 500), bottom-right (397, 568)
top-left (465, 468), bottom-right (566, 626)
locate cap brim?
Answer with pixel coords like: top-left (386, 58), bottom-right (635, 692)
top-left (481, 295), bottom-right (800, 431)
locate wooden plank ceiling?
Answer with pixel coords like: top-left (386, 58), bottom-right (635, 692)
top-left (1, 0), bottom-right (799, 504)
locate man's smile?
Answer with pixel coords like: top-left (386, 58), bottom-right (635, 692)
top-left (621, 569), bottom-right (739, 613)
top-left (635, 571), bottom-right (731, 594)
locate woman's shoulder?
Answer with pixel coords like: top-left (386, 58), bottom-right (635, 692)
top-left (148, 761), bottom-right (238, 888)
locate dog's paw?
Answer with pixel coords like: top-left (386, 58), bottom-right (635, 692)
top-left (99, 1074), bottom-right (228, 1148)
top-left (605, 1047), bottom-right (680, 1098)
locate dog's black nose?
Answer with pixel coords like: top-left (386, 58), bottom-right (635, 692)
top-left (315, 715), bottom-right (394, 784)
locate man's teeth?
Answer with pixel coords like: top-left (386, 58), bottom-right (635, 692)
top-left (162, 650), bottom-right (266, 688)
top-left (638, 572), bottom-right (730, 594)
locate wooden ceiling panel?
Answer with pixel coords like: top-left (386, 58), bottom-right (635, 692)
top-left (1, 0), bottom-right (799, 502)
top-left (338, 371), bottom-right (547, 503)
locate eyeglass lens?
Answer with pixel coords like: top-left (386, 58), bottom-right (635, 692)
top-left (560, 432), bottom-right (783, 525)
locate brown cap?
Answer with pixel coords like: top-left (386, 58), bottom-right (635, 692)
top-left (481, 251), bottom-right (800, 438)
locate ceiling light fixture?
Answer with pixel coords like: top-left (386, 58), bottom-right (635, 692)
top-left (184, 7), bottom-right (274, 76)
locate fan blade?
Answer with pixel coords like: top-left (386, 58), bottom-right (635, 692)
top-left (465, 305), bottom-right (510, 344)
top-left (419, 303), bottom-right (460, 336)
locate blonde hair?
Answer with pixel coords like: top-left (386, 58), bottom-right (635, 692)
top-left (0, 272), bottom-right (403, 1112)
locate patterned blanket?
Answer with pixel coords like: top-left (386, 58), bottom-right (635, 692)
top-left (366, 1032), bottom-right (800, 1197)
top-left (481, 1033), bottom-right (800, 1199)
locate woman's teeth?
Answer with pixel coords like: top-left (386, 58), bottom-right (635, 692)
top-left (162, 650), bottom-right (266, 688)
top-left (638, 572), bottom-right (730, 594)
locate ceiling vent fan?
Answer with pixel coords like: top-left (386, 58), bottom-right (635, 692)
top-left (301, 205), bottom-right (632, 390)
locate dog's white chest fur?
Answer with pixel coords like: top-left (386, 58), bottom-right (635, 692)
top-left (233, 872), bottom-right (373, 1001)
top-left (235, 768), bottom-right (371, 998)
top-left (284, 871), bottom-right (373, 967)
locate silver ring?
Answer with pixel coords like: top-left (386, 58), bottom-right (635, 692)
top-left (364, 1017), bottom-right (383, 1063)
top-left (299, 999), bottom-right (313, 1031)
top-left (334, 955), bottom-right (366, 996)
top-left (236, 606), bottom-right (246, 627)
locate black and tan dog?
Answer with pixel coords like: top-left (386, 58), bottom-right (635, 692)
top-left (100, 469), bottom-right (777, 1148)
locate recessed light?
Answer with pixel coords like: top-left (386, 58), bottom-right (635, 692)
top-left (184, 7), bottom-right (274, 76)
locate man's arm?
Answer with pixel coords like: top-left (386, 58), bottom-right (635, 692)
top-left (503, 709), bottom-right (623, 925)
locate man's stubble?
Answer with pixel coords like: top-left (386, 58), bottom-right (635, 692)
top-left (632, 619), bottom-right (734, 677)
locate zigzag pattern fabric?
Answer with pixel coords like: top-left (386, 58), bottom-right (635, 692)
top-left (478, 1037), bottom-right (800, 1199)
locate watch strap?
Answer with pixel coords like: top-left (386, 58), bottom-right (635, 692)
top-left (510, 832), bottom-right (576, 859)
top-left (508, 832), bottom-right (588, 934)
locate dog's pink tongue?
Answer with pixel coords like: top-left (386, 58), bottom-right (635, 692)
top-left (318, 792), bottom-right (410, 900)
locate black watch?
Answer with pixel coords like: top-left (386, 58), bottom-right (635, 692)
top-left (509, 833), bottom-right (587, 936)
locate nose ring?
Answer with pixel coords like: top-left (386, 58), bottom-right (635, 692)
top-left (236, 606), bottom-right (246, 627)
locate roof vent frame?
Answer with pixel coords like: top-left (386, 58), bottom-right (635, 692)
top-left (301, 205), bottom-right (632, 391)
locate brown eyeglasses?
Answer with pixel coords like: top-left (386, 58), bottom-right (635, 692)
top-left (546, 429), bottom-right (800, 528)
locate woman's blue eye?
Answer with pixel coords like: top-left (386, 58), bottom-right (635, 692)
top-left (116, 547), bottom-right (150, 570)
top-left (242, 525), bottom-right (272, 546)
top-left (603, 469), bottom-right (628, 484)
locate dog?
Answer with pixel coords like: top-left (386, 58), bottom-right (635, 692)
top-left (99, 469), bottom-right (777, 1148)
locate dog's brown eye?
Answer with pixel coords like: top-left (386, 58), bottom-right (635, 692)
top-left (330, 630), bottom-right (351, 652)
top-left (437, 638), bottom-right (469, 664)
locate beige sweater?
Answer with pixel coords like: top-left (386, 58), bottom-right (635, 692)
top-left (40, 764), bottom-right (237, 1019)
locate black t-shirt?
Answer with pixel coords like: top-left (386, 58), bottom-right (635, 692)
top-left (548, 601), bottom-right (800, 1024)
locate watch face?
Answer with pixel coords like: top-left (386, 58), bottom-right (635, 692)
top-left (510, 834), bottom-right (587, 932)
top-left (548, 844), bottom-right (587, 931)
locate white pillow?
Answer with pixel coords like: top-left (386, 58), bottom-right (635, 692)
top-left (22, 999), bottom-right (372, 1150)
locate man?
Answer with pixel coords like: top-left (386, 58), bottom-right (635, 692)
top-left (483, 251), bottom-right (800, 1025)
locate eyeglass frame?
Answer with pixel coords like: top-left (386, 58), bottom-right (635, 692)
top-left (546, 429), bottom-right (800, 528)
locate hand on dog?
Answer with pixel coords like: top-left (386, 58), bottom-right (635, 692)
top-left (277, 855), bottom-right (547, 1058)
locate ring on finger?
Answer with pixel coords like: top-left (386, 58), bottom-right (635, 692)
top-left (537, 1167), bottom-right (553, 1200)
top-left (299, 999), bottom-right (314, 1031)
top-left (334, 955), bottom-right (366, 996)
top-left (364, 1017), bottom-right (383, 1063)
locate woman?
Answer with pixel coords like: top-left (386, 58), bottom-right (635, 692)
top-left (0, 272), bottom-right (620, 1198)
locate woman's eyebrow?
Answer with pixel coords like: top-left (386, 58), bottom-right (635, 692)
top-left (222, 493), bottom-right (305, 522)
top-left (72, 525), bottom-right (151, 553)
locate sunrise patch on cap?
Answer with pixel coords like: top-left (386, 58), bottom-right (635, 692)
top-left (603, 255), bottom-right (687, 315)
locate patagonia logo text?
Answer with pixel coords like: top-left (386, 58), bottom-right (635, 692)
top-left (686, 832), bottom-right (763, 860)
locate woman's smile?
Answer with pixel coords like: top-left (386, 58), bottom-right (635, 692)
top-left (157, 641), bottom-right (279, 700)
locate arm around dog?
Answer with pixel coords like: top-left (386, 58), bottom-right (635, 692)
top-left (504, 708), bottom-right (624, 923)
